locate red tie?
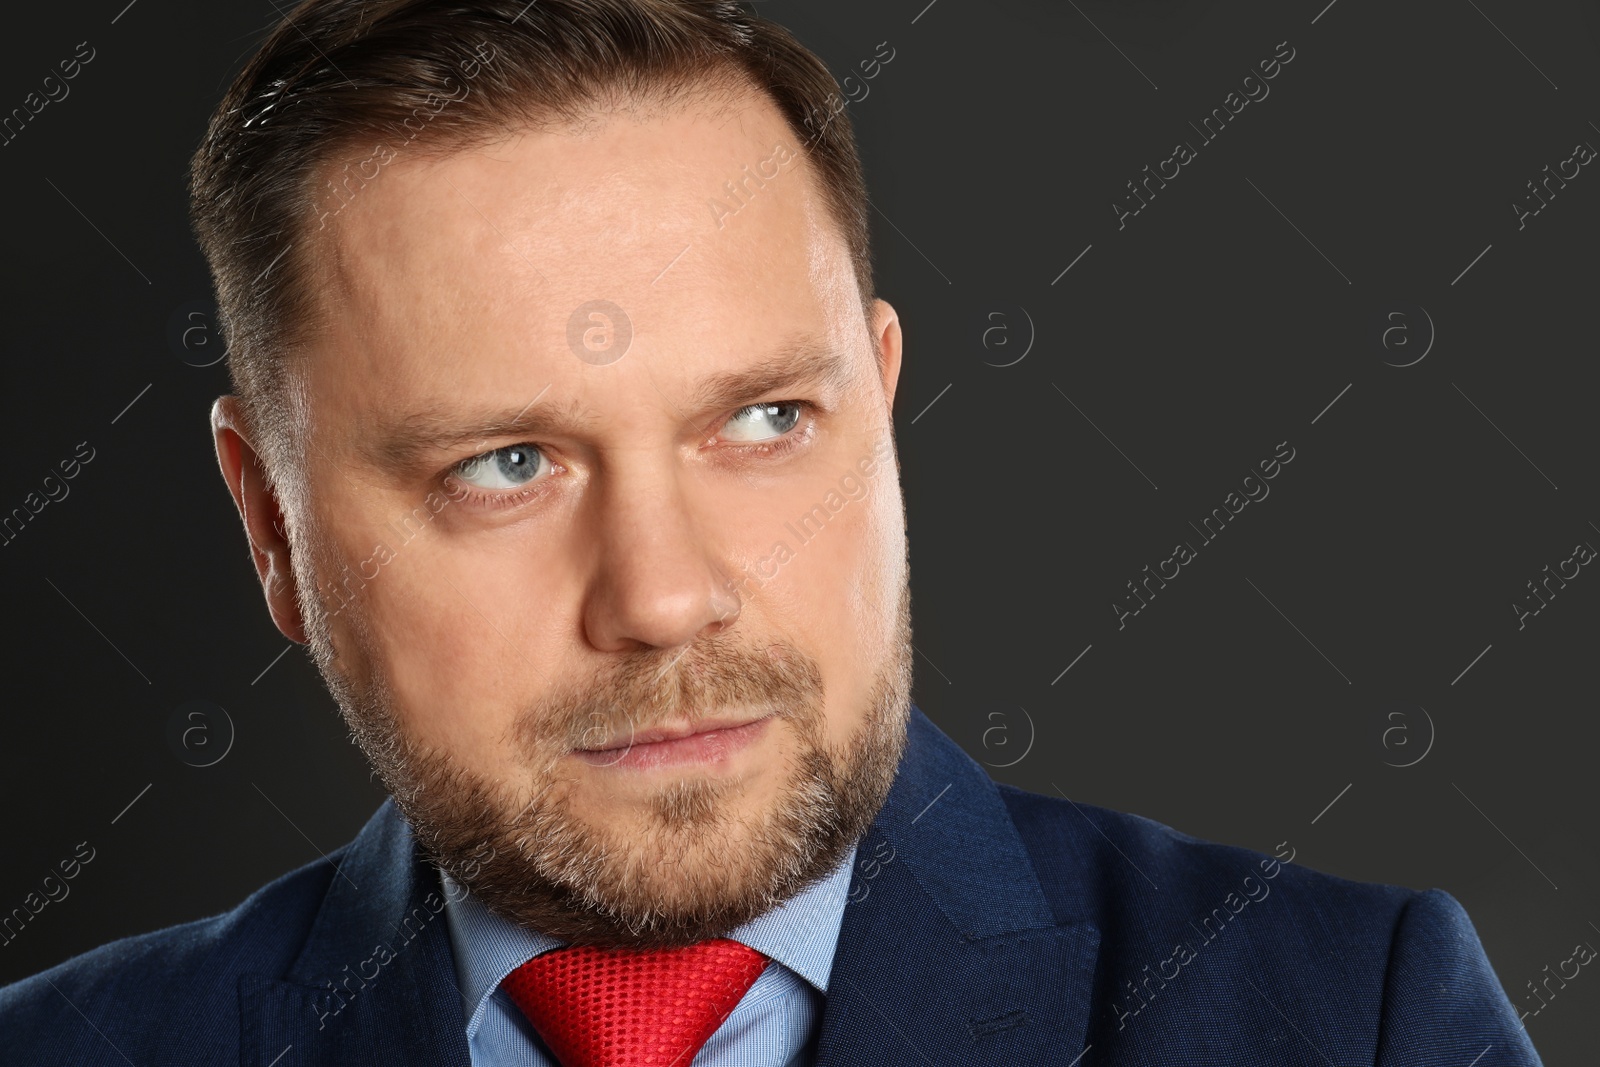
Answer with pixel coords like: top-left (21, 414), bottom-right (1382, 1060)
top-left (501, 937), bottom-right (770, 1067)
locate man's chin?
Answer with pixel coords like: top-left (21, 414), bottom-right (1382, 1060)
top-left (419, 740), bottom-right (862, 947)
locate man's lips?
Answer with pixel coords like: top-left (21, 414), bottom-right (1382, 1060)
top-left (571, 711), bottom-right (774, 770)
top-left (577, 711), bottom-right (771, 752)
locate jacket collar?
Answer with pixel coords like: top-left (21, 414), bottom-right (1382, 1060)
top-left (813, 705), bottom-right (1099, 1065)
top-left (239, 789), bottom-right (474, 1066)
top-left (239, 705), bottom-right (1099, 1065)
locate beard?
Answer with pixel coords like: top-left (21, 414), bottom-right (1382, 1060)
top-left (299, 559), bottom-right (914, 948)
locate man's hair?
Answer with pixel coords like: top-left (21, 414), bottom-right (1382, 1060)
top-left (189, 0), bottom-right (875, 480)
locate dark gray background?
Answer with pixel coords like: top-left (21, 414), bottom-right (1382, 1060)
top-left (2, 0), bottom-right (1596, 1060)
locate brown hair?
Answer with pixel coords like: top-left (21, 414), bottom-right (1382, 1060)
top-left (189, 0), bottom-right (875, 478)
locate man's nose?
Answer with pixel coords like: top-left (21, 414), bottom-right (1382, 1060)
top-left (579, 458), bottom-right (741, 653)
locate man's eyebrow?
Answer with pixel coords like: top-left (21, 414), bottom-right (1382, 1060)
top-left (353, 390), bottom-right (593, 477)
top-left (686, 334), bottom-right (858, 422)
top-left (354, 334), bottom-right (860, 475)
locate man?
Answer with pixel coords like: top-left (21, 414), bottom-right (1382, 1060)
top-left (0, 0), bottom-right (1543, 1063)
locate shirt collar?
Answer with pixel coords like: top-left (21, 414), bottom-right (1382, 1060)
top-left (439, 841), bottom-right (858, 1039)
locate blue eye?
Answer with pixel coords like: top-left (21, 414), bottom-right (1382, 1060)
top-left (454, 444), bottom-right (545, 490)
top-left (722, 401), bottom-right (803, 443)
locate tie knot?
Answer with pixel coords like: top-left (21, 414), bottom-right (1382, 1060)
top-left (501, 937), bottom-right (770, 1067)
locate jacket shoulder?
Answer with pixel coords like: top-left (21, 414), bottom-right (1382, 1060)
top-left (995, 780), bottom-right (1411, 919)
top-left (994, 784), bottom-right (1539, 1060)
top-left (0, 848), bottom-right (342, 1066)
top-left (995, 784), bottom-right (1403, 1043)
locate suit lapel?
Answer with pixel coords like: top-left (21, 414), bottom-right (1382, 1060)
top-left (814, 707), bottom-right (1101, 1066)
top-left (238, 799), bottom-right (473, 1067)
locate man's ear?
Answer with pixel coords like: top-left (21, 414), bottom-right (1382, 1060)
top-left (870, 298), bottom-right (903, 412)
top-left (211, 396), bottom-right (307, 644)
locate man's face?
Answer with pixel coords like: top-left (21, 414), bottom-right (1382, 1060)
top-left (223, 86), bottom-right (913, 946)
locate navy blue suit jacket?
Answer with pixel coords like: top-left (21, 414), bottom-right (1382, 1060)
top-left (0, 706), bottom-right (1542, 1064)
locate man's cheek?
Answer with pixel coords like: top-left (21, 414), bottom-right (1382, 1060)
top-left (386, 557), bottom-right (571, 737)
top-left (358, 578), bottom-right (503, 732)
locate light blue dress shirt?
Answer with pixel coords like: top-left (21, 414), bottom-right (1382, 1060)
top-left (438, 842), bottom-right (857, 1066)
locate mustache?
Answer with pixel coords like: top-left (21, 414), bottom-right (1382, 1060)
top-left (519, 633), bottom-right (826, 754)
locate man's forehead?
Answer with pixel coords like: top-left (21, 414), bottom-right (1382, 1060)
top-left (298, 87), bottom-right (847, 404)
top-left (311, 88), bottom-right (818, 302)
